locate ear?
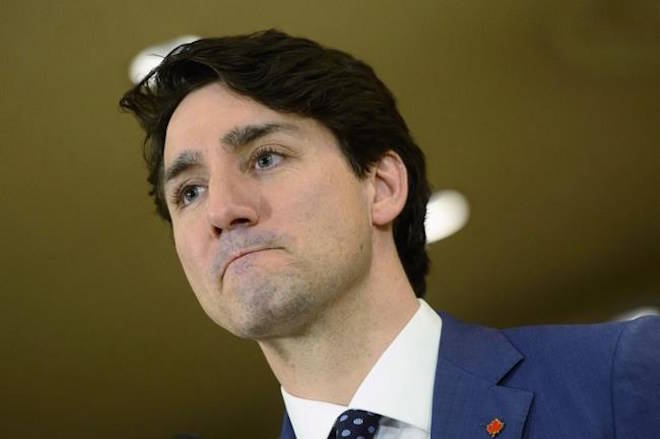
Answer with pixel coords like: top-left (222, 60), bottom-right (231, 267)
top-left (370, 151), bottom-right (408, 226)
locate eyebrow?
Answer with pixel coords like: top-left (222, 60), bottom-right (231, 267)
top-left (164, 150), bottom-right (202, 185)
top-left (221, 122), bottom-right (299, 149)
top-left (163, 122), bottom-right (299, 187)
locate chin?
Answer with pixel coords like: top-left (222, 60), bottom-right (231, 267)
top-left (217, 282), bottom-right (317, 340)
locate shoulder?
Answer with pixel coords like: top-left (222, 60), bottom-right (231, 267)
top-left (500, 315), bottom-right (660, 367)
top-left (501, 316), bottom-right (660, 437)
top-left (609, 316), bottom-right (660, 437)
top-left (501, 318), bottom-right (628, 362)
top-left (498, 316), bottom-right (660, 385)
top-left (436, 312), bottom-right (660, 437)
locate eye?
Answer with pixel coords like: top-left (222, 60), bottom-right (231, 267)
top-left (253, 148), bottom-right (284, 171)
top-left (179, 184), bottom-right (205, 206)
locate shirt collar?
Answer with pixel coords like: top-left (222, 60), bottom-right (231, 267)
top-left (281, 299), bottom-right (442, 439)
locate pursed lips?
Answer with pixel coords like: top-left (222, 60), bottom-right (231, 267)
top-left (220, 247), bottom-right (278, 278)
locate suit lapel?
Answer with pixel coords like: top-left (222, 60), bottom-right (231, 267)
top-left (279, 412), bottom-right (295, 439)
top-left (431, 313), bottom-right (534, 439)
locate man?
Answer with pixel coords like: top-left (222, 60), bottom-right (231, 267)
top-left (120, 30), bottom-right (660, 438)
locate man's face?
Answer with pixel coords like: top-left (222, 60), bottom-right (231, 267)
top-left (163, 83), bottom-right (375, 339)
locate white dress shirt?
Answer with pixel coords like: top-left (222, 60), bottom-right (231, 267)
top-left (282, 299), bottom-right (442, 439)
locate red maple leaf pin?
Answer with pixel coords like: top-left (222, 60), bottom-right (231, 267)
top-left (486, 418), bottom-right (504, 437)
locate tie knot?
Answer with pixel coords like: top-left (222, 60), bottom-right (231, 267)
top-left (329, 409), bottom-right (382, 439)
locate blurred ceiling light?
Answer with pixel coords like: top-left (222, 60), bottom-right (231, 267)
top-left (614, 306), bottom-right (660, 321)
top-left (129, 35), bottom-right (200, 84)
top-left (425, 190), bottom-right (470, 244)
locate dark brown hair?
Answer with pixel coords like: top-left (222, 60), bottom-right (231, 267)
top-left (120, 29), bottom-right (431, 296)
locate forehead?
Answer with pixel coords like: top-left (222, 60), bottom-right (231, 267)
top-left (163, 82), bottom-right (338, 168)
top-left (165, 83), bottom-right (273, 153)
top-left (170, 82), bottom-right (269, 124)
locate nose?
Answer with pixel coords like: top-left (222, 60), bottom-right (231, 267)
top-left (206, 172), bottom-right (258, 236)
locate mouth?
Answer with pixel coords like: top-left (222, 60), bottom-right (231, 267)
top-left (221, 247), bottom-right (279, 278)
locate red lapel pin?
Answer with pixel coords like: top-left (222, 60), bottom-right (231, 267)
top-left (486, 418), bottom-right (504, 437)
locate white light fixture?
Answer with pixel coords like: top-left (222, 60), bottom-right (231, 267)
top-left (614, 306), bottom-right (660, 321)
top-left (129, 35), bottom-right (201, 84)
top-left (425, 190), bottom-right (470, 243)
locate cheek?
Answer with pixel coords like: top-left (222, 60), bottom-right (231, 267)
top-left (173, 223), bottom-right (206, 287)
top-left (292, 173), bottom-right (370, 242)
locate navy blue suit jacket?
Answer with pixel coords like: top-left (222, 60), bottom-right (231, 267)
top-left (280, 313), bottom-right (660, 438)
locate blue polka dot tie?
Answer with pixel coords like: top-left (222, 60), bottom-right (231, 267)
top-left (328, 409), bottom-right (382, 439)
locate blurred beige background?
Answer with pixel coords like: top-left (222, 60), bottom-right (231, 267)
top-left (2, 0), bottom-right (659, 437)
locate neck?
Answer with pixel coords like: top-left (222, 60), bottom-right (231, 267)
top-left (257, 250), bottom-right (419, 405)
